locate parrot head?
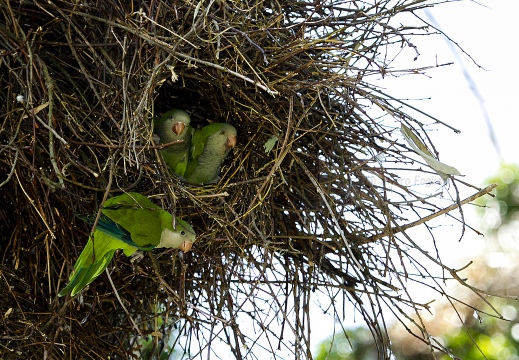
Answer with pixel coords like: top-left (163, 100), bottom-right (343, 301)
top-left (158, 217), bottom-right (196, 252)
top-left (155, 109), bottom-right (192, 143)
top-left (176, 219), bottom-right (196, 252)
top-left (213, 124), bottom-right (237, 151)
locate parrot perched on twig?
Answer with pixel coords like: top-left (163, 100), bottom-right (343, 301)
top-left (184, 123), bottom-right (237, 185)
top-left (153, 109), bottom-right (194, 177)
top-left (58, 192), bottom-right (196, 297)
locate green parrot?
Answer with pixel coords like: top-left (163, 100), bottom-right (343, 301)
top-left (58, 192), bottom-right (196, 297)
top-left (184, 123), bottom-right (237, 185)
top-left (153, 109), bottom-right (194, 177)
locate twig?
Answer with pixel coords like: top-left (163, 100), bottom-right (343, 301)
top-left (39, 58), bottom-right (65, 188)
top-left (105, 269), bottom-right (143, 336)
top-left (69, 139), bottom-right (183, 149)
top-left (362, 183), bottom-right (497, 244)
top-left (55, 9), bottom-right (279, 97)
top-left (14, 170), bottom-right (56, 239)
top-left (0, 147), bottom-right (18, 188)
top-left (294, 156), bottom-right (365, 272)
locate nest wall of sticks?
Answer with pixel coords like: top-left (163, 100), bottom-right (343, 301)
top-left (0, 1), bottom-right (494, 359)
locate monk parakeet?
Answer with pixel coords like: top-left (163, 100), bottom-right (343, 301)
top-left (58, 192), bottom-right (196, 297)
top-left (184, 123), bottom-right (237, 185)
top-left (153, 109), bottom-right (194, 177)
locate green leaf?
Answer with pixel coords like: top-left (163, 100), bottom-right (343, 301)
top-left (264, 134), bottom-right (278, 154)
top-left (401, 124), bottom-right (461, 182)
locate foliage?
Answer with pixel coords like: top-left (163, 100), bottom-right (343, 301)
top-left (315, 295), bottom-right (519, 360)
top-left (479, 164), bottom-right (519, 229)
top-left (435, 298), bottom-right (519, 360)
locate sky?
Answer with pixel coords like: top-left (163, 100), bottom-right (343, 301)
top-left (380, 0), bottom-right (519, 263)
top-left (390, 0), bottom-right (519, 177)
top-left (309, 0), bottom-right (519, 353)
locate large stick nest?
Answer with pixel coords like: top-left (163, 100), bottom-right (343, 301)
top-left (0, 1), bottom-right (492, 359)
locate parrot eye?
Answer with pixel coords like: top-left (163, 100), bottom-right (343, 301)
top-left (180, 230), bottom-right (186, 236)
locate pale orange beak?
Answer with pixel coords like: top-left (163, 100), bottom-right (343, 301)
top-left (178, 241), bottom-right (193, 252)
top-left (173, 122), bottom-right (186, 136)
top-left (226, 135), bottom-right (237, 148)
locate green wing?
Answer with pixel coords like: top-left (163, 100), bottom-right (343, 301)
top-left (188, 124), bottom-right (220, 161)
top-left (102, 193), bottom-right (166, 248)
top-left (184, 124), bottom-right (221, 180)
top-left (77, 213), bottom-right (155, 252)
top-left (185, 124), bottom-right (237, 184)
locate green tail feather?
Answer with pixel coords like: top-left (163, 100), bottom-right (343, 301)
top-left (58, 231), bottom-right (128, 297)
top-left (58, 250), bottom-right (115, 297)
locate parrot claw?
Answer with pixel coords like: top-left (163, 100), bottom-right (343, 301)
top-left (130, 251), bottom-right (145, 263)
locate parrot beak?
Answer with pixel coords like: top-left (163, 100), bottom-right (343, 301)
top-left (226, 135), bottom-right (237, 149)
top-left (179, 240), bottom-right (193, 253)
top-left (172, 122), bottom-right (186, 136)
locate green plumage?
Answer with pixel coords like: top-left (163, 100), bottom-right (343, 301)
top-left (184, 123), bottom-right (237, 184)
top-left (58, 192), bottom-right (196, 297)
top-left (154, 109), bottom-right (194, 177)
